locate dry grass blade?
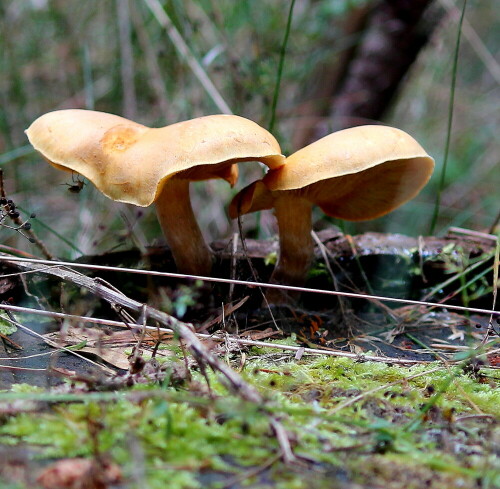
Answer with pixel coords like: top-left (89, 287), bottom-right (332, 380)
top-left (448, 227), bottom-right (498, 242)
top-left (487, 237), bottom-right (499, 336)
top-left (1, 308), bottom-right (115, 374)
top-left (439, 0), bottom-right (500, 84)
top-left (144, 0), bottom-right (232, 114)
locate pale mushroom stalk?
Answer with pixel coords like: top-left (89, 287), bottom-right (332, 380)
top-left (155, 177), bottom-right (213, 276)
top-left (268, 194), bottom-right (313, 303)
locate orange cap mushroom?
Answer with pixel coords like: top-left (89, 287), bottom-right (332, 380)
top-left (230, 125), bottom-right (434, 303)
top-left (26, 109), bottom-right (284, 275)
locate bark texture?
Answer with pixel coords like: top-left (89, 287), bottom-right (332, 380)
top-left (295, 0), bottom-right (441, 147)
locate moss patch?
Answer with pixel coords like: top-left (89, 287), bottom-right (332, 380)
top-left (0, 353), bottom-right (498, 488)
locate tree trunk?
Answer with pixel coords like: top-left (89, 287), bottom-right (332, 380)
top-left (294, 0), bottom-right (442, 147)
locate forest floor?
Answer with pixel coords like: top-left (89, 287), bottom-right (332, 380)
top-left (0, 230), bottom-right (498, 489)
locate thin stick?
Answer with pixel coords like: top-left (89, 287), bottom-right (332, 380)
top-left (489, 209), bottom-right (500, 235)
top-left (2, 255), bottom-right (499, 317)
top-left (448, 227), bottom-right (498, 242)
top-left (3, 256), bottom-right (262, 403)
top-left (0, 169), bottom-right (54, 260)
top-left (228, 233), bottom-right (238, 301)
top-left (485, 238), bottom-right (499, 339)
top-left (3, 254), bottom-right (305, 462)
top-left (311, 231), bottom-right (347, 315)
top-left (3, 302), bottom-right (496, 366)
top-left (235, 215), bottom-right (279, 329)
top-left (270, 418), bottom-right (296, 464)
top-left (0, 365), bottom-right (62, 374)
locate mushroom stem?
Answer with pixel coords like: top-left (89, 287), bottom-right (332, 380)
top-left (267, 194), bottom-right (314, 304)
top-left (155, 178), bottom-right (213, 276)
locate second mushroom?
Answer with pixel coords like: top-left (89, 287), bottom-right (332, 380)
top-left (229, 125), bottom-right (435, 303)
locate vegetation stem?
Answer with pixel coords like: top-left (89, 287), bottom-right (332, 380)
top-left (429, 0), bottom-right (467, 235)
top-left (268, 0), bottom-right (296, 135)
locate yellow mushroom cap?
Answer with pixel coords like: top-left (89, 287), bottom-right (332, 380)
top-left (26, 109), bottom-right (285, 207)
top-left (264, 125), bottom-right (432, 189)
top-left (236, 125), bottom-right (434, 221)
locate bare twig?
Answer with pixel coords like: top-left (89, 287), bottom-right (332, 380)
top-left (1, 254), bottom-right (310, 462)
top-left (2, 255), bottom-right (498, 317)
top-left (235, 214), bottom-right (279, 328)
top-left (4, 301), bottom-right (497, 367)
top-left (0, 169), bottom-right (54, 260)
top-left (311, 231), bottom-right (347, 316)
top-left (270, 418), bottom-right (296, 464)
top-left (3, 257), bottom-right (262, 403)
top-left (489, 209), bottom-right (500, 235)
top-left (228, 232), bottom-right (238, 301)
top-left (448, 227), bottom-right (498, 242)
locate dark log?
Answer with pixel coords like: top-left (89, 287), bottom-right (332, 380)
top-left (212, 229), bottom-right (496, 310)
top-left (73, 230), bottom-right (494, 312)
top-left (2, 231), bottom-right (491, 315)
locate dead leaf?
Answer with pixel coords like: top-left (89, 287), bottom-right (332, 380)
top-left (47, 326), bottom-right (177, 371)
top-left (36, 457), bottom-right (121, 489)
top-left (43, 327), bottom-right (145, 370)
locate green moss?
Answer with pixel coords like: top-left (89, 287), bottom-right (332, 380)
top-left (0, 313), bottom-right (16, 335)
top-left (8, 383), bottom-right (44, 394)
top-left (0, 353), bottom-right (498, 489)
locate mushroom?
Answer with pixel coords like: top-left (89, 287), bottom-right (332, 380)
top-left (26, 109), bottom-right (284, 275)
top-left (229, 125), bottom-right (434, 303)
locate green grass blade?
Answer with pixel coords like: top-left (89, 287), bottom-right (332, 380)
top-left (268, 0), bottom-right (296, 135)
top-left (429, 0), bottom-right (467, 235)
top-left (16, 205), bottom-right (84, 256)
top-left (0, 146), bottom-right (34, 166)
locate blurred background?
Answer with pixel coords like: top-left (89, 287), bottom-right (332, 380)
top-left (0, 0), bottom-right (498, 260)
